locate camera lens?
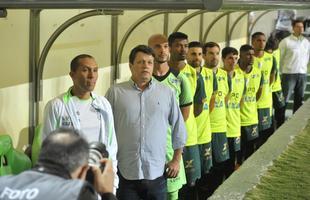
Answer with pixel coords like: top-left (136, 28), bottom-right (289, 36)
top-left (88, 142), bottom-right (109, 168)
top-left (86, 142), bottom-right (109, 185)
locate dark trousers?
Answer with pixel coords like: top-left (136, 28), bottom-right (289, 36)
top-left (199, 160), bottom-right (226, 199)
top-left (117, 172), bottom-right (167, 200)
top-left (273, 106), bottom-right (286, 128)
top-left (225, 138), bottom-right (240, 178)
top-left (240, 130), bottom-right (257, 164)
top-left (272, 92), bottom-right (286, 128)
top-left (179, 184), bottom-right (197, 200)
top-left (281, 73), bottom-right (307, 113)
top-left (257, 127), bottom-right (274, 148)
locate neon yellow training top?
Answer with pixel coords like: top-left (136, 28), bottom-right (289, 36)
top-left (226, 66), bottom-right (245, 138)
top-left (180, 64), bottom-right (198, 146)
top-left (209, 67), bottom-right (230, 133)
top-left (240, 66), bottom-right (262, 126)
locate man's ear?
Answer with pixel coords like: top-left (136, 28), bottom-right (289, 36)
top-left (71, 164), bottom-right (89, 180)
top-left (78, 165), bottom-right (89, 180)
top-left (69, 71), bottom-right (74, 78)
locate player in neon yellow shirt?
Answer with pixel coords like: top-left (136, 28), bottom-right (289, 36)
top-left (222, 47), bottom-right (245, 178)
top-left (252, 32), bottom-right (276, 147)
top-left (265, 37), bottom-right (285, 129)
top-left (239, 44), bottom-right (263, 162)
top-left (168, 32), bottom-right (205, 199)
top-left (149, 34), bottom-right (191, 200)
top-left (186, 41), bottom-right (217, 200)
top-left (202, 42), bottom-right (230, 198)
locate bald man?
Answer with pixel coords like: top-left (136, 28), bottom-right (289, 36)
top-left (148, 34), bottom-right (191, 200)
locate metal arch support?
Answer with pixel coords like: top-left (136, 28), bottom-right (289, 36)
top-left (115, 10), bottom-right (186, 78)
top-left (202, 11), bottom-right (233, 43)
top-left (227, 11), bottom-right (249, 46)
top-left (29, 9), bottom-right (41, 144)
top-left (36, 9), bottom-right (108, 101)
top-left (173, 9), bottom-right (207, 33)
top-left (248, 10), bottom-right (275, 42)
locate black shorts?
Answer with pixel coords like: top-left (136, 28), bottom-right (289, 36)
top-left (211, 132), bottom-right (230, 163)
top-left (198, 142), bottom-right (212, 174)
top-left (273, 90), bottom-right (285, 109)
top-left (182, 145), bottom-right (201, 184)
top-left (258, 108), bottom-right (272, 131)
top-left (241, 124), bottom-right (259, 141)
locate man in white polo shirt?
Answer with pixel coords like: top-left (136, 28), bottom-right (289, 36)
top-left (279, 19), bottom-right (310, 113)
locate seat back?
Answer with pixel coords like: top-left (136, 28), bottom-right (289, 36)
top-left (0, 134), bottom-right (31, 176)
top-left (0, 135), bottom-right (13, 176)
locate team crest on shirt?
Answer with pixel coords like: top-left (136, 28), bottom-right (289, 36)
top-left (184, 72), bottom-right (193, 78)
top-left (61, 116), bottom-right (72, 126)
top-left (169, 77), bottom-right (181, 85)
top-left (204, 75), bottom-right (211, 81)
top-left (251, 74), bottom-right (259, 79)
top-left (218, 76), bottom-right (225, 81)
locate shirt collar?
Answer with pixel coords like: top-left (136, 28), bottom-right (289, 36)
top-left (291, 34), bottom-right (304, 41)
top-left (129, 78), bottom-right (154, 91)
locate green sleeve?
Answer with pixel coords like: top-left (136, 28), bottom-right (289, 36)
top-left (213, 72), bottom-right (218, 93)
top-left (271, 56), bottom-right (277, 74)
top-left (194, 73), bottom-right (206, 104)
top-left (227, 74), bottom-right (232, 93)
top-left (243, 77), bottom-right (247, 95)
top-left (260, 71), bottom-right (264, 87)
top-left (178, 73), bottom-right (193, 107)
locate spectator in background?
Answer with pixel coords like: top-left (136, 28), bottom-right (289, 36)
top-left (279, 19), bottom-right (310, 113)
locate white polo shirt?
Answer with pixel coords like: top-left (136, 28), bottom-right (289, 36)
top-left (279, 34), bottom-right (310, 74)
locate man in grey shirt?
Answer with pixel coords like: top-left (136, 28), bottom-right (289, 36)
top-left (106, 45), bottom-right (187, 200)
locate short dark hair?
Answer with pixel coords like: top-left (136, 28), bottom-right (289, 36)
top-left (265, 37), bottom-right (279, 51)
top-left (222, 47), bottom-right (238, 59)
top-left (129, 45), bottom-right (155, 64)
top-left (168, 32), bottom-right (188, 47)
top-left (188, 41), bottom-right (203, 49)
top-left (38, 128), bottom-right (89, 173)
top-left (239, 44), bottom-right (254, 53)
top-left (202, 42), bottom-right (220, 54)
top-left (251, 32), bottom-right (265, 41)
top-left (70, 54), bottom-right (94, 72)
top-left (292, 18), bottom-right (304, 27)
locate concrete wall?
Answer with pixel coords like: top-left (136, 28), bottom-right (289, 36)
top-left (0, 8), bottom-right (309, 150)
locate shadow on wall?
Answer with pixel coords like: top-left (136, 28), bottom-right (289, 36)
top-left (16, 127), bottom-right (29, 152)
top-left (0, 127), bottom-right (29, 152)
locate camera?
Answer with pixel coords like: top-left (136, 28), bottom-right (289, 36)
top-left (86, 141), bottom-right (109, 185)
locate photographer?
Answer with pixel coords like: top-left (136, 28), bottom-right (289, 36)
top-left (0, 128), bottom-right (117, 200)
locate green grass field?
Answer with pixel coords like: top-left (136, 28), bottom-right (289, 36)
top-left (245, 122), bottom-right (310, 200)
